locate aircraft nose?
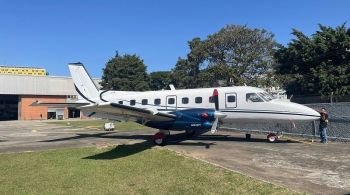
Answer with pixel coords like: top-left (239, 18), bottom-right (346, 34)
top-left (305, 106), bottom-right (321, 118)
top-left (281, 101), bottom-right (321, 121)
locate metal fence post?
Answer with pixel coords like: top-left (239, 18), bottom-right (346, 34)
top-left (312, 120), bottom-right (317, 142)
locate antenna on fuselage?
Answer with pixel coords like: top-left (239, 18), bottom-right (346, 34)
top-left (169, 84), bottom-right (175, 90)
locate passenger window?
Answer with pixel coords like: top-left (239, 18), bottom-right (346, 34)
top-left (130, 100), bottom-right (136, 106)
top-left (118, 101), bottom-right (123, 104)
top-left (142, 99), bottom-right (148, 105)
top-left (227, 96), bottom-right (236, 102)
top-left (195, 97), bottom-right (202, 104)
top-left (154, 98), bottom-right (161, 105)
top-left (209, 96), bottom-right (214, 103)
top-left (246, 93), bottom-right (263, 103)
top-left (168, 98), bottom-right (175, 104)
top-left (182, 97), bottom-right (189, 104)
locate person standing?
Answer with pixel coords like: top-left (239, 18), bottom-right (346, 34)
top-left (319, 108), bottom-right (329, 143)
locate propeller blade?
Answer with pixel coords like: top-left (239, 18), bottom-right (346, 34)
top-left (210, 111), bottom-right (226, 134)
top-left (211, 117), bottom-right (219, 134)
top-left (213, 89), bottom-right (219, 110)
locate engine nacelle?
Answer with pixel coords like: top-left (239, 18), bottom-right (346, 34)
top-left (144, 108), bottom-right (216, 131)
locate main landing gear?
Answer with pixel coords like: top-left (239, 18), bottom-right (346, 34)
top-left (153, 130), bottom-right (170, 146)
top-left (185, 129), bottom-right (196, 137)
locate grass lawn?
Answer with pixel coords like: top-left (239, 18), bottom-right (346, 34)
top-left (47, 119), bottom-right (152, 131)
top-left (0, 144), bottom-right (297, 195)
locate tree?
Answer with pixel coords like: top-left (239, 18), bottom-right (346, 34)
top-left (149, 71), bottom-right (171, 90)
top-left (171, 37), bottom-right (208, 88)
top-left (275, 23), bottom-right (350, 96)
top-left (171, 25), bottom-right (278, 88)
top-left (101, 53), bottom-right (150, 91)
top-left (205, 25), bottom-right (277, 86)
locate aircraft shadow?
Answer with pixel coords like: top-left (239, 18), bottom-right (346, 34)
top-left (82, 134), bottom-right (215, 160)
top-left (40, 131), bottom-right (297, 144)
top-left (83, 141), bottom-right (153, 160)
top-left (40, 132), bottom-right (125, 142)
top-left (189, 134), bottom-right (298, 144)
top-left (38, 131), bottom-right (298, 160)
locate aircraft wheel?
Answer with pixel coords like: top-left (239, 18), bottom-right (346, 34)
top-left (153, 132), bottom-right (166, 146)
top-left (185, 129), bottom-right (196, 137)
top-left (267, 133), bottom-right (278, 143)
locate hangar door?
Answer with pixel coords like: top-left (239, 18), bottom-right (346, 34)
top-left (0, 95), bottom-right (18, 121)
top-left (48, 108), bottom-right (64, 120)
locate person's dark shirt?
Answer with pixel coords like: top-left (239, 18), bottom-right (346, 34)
top-left (320, 112), bottom-right (329, 128)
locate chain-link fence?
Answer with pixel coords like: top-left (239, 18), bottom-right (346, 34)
top-left (303, 102), bottom-right (350, 142)
top-left (221, 102), bottom-right (350, 142)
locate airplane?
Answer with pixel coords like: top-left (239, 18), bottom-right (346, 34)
top-left (33, 63), bottom-right (321, 145)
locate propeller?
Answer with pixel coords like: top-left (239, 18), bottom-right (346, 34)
top-left (211, 89), bottom-right (226, 133)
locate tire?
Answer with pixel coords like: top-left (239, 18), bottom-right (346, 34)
top-left (267, 133), bottom-right (277, 143)
top-left (153, 132), bottom-right (166, 146)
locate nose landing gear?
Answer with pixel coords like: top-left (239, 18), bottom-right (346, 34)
top-left (267, 132), bottom-right (283, 143)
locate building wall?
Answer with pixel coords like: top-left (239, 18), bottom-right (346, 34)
top-left (0, 74), bottom-right (101, 96)
top-left (20, 95), bottom-right (68, 120)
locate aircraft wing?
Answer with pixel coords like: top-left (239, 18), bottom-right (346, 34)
top-left (80, 102), bottom-right (177, 122)
top-left (30, 101), bottom-right (90, 107)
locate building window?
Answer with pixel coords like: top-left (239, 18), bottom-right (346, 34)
top-left (154, 98), bottom-right (161, 105)
top-left (130, 100), bottom-right (136, 106)
top-left (168, 98), bottom-right (175, 105)
top-left (195, 97), bottom-right (202, 104)
top-left (182, 97), bottom-right (189, 104)
top-left (142, 99), bottom-right (148, 105)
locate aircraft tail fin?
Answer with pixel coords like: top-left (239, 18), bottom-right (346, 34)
top-left (68, 63), bottom-right (99, 104)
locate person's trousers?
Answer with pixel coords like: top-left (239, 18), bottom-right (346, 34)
top-left (319, 127), bottom-right (328, 143)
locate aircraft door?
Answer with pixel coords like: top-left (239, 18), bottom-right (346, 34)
top-left (225, 93), bottom-right (237, 108)
top-left (166, 95), bottom-right (177, 110)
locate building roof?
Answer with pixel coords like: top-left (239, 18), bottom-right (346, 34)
top-left (0, 74), bottom-right (101, 96)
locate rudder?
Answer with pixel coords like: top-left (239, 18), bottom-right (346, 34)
top-left (68, 63), bottom-right (99, 103)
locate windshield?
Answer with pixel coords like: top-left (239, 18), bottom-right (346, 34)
top-left (246, 93), bottom-right (264, 102)
top-left (258, 92), bottom-right (274, 102)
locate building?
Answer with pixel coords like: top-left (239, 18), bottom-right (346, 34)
top-left (0, 66), bottom-right (100, 121)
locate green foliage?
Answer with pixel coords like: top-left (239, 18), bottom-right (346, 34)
top-left (275, 23), bottom-right (350, 96)
top-left (149, 71), bottom-right (171, 90)
top-left (172, 25), bottom-right (278, 88)
top-left (101, 53), bottom-right (150, 91)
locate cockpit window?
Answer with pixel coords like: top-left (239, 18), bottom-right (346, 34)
top-left (258, 92), bottom-right (274, 102)
top-left (246, 93), bottom-right (263, 102)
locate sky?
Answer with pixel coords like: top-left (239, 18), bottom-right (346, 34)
top-left (0, 0), bottom-right (349, 78)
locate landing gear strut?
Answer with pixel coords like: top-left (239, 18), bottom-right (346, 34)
top-left (185, 129), bottom-right (196, 137)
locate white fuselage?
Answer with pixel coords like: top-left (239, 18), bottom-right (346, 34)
top-left (88, 86), bottom-right (320, 123)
